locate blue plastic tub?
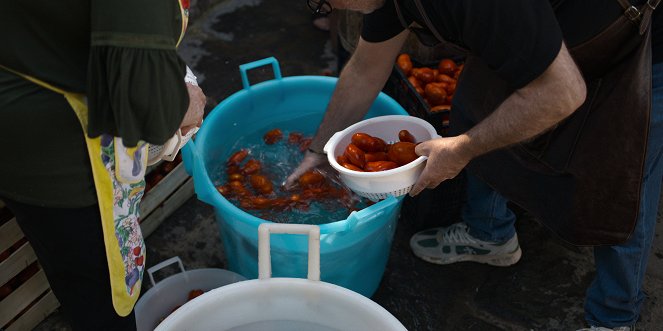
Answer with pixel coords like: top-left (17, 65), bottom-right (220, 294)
top-left (182, 57), bottom-right (407, 297)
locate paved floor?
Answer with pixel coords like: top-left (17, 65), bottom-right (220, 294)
top-left (35, 0), bottom-right (663, 330)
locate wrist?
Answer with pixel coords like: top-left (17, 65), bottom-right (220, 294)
top-left (307, 147), bottom-right (325, 155)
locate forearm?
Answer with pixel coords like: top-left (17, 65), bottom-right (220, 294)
top-left (309, 60), bottom-right (387, 152)
top-left (309, 31), bottom-right (409, 153)
top-left (458, 43), bottom-right (586, 159)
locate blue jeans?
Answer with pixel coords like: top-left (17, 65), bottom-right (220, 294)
top-left (463, 62), bottom-right (663, 327)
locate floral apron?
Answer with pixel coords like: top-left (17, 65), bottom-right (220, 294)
top-left (0, 0), bottom-right (190, 316)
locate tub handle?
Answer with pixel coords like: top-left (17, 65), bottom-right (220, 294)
top-left (345, 195), bottom-right (400, 230)
top-left (239, 57), bottom-right (282, 90)
top-left (258, 223), bottom-right (320, 281)
top-left (147, 256), bottom-right (186, 287)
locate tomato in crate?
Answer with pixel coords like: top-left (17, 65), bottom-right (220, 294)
top-left (387, 54), bottom-right (464, 136)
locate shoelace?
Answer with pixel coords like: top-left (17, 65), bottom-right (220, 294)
top-left (587, 326), bottom-right (631, 331)
top-left (438, 223), bottom-right (480, 244)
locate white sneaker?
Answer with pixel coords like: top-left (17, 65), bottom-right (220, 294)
top-left (577, 326), bottom-right (632, 331)
top-left (409, 222), bottom-right (522, 267)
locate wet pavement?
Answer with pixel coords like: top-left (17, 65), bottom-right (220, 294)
top-left (35, 0), bottom-right (663, 330)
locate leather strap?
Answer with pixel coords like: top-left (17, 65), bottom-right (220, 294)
top-left (392, 0), bottom-right (409, 30)
top-left (411, 0), bottom-right (446, 44)
top-left (616, 0), bottom-right (659, 34)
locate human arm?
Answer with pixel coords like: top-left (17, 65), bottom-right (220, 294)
top-left (180, 66), bottom-right (206, 135)
top-left (86, 0), bottom-right (197, 147)
top-left (409, 42), bottom-right (587, 195)
top-left (284, 30), bottom-right (410, 188)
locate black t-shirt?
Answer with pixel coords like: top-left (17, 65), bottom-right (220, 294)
top-left (362, 0), bottom-right (661, 89)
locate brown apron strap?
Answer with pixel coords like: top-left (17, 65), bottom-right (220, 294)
top-left (617, 0), bottom-right (659, 34)
top-left (411, 0), bottom-right (446, 43)
top-left (392, 0), bottom-right (410, 30)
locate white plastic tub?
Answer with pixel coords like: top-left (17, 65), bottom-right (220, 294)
top-left (155, 224), bottom-right (408, 331)
top-left (134, 257), bottom-right (246, 331)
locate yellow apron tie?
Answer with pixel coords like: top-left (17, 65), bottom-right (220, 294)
top-left (1, 64), bottom-right (147, 316)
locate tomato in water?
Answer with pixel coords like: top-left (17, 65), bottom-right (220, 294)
top-left (249, 174), bottom-right (274, 195)
top-left (263, 128), bottom-right (283, 145)
top-left (241, 159), bottom-right (261, 175)
top-left (298, 171), bottom-right (325, 189)
top-left (227, 149), bottom-right (248, 165)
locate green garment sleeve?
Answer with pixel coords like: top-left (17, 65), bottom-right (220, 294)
top-left (87, 0), bottom-right (189, 147)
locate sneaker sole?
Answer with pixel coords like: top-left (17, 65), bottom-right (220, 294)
top-left (413, 245), bottom-right (522, 267)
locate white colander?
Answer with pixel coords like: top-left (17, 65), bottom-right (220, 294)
top-left (323, 115), bottom-right (440, 201)
top-left (147, 126), bottom-right (199, 166)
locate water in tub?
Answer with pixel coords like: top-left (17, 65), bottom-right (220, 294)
top-left (212, 127), bottom-right (369, 225)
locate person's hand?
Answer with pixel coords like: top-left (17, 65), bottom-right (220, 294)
top-left (283, 151), bottom-right (328, 190)
top-left (409, 136), bottom-right (472, 196)
top-left (180, 83), bottom-right (206, 135)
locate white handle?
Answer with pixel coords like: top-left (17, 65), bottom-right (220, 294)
top-left (147, 256), bottom-right (186, 287)
top-left (258, 223), bottom-right (320, 281)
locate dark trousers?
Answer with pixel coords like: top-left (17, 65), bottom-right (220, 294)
top-left (3, 198), bottom-right (137, 331)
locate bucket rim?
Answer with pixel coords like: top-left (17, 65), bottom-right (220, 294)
top-left (155, 278), bottom-right (407, 331)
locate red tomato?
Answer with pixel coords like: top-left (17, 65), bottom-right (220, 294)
top-left (343, 143), bottom-right (366, 168)
top-left (398, 130), bottom-right (416, 143)
top-left (336, 154), bottom-right (349, 165)
top-left (435, 73), bottom-right (456, 84)
top-left (425, 83), bottom-right (448, 107)
top-left (227, 149), bottom-right (248, 165)
top-left (438, 58), bottom-right (457, 76)
top-left (216, 185), bottom-right (231, 196)
top-left (414, 67), bottom-right (435, 84)
top-left (368, 137), bottom-right (388, 153)
top-left (241, 159), bottom-right (261, 175)
top-left (229, 180), bottom-right (251, 197)
top-left (226, 164), bottom-right (241, 175)
top-left (364, 161), bottom-right (399, 172)
top-left (288, 132), bottom-right (303, 144)
top-left (408, 76), bottom-right (422, 89)
top-left (242, 196), bottom-right (273, 210)
top-left (228, 173), bottom-right (244, 181)
top-left (298, 171), bottom-right (325, 188)
top-left (351, 133), bottom-right (375, 151)
top-left (263, 128), bottom-right (283, 145)
top-left (397, 54), bottom-right (413, 76)
top-left (341, 162), bottom-right (364, 171)
top-left (387, 142), bottom-right (419, 165)
top-left (249, 174), bottom-right (274, 195)
top-left (365, 151), bottom-right (389, 162)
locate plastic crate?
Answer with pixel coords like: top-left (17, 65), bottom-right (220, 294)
top-left (383, 57), bottom-right (463, 137)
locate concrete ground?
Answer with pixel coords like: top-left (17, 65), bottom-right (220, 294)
top-left (35, 0), bottom-right (663, 330)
